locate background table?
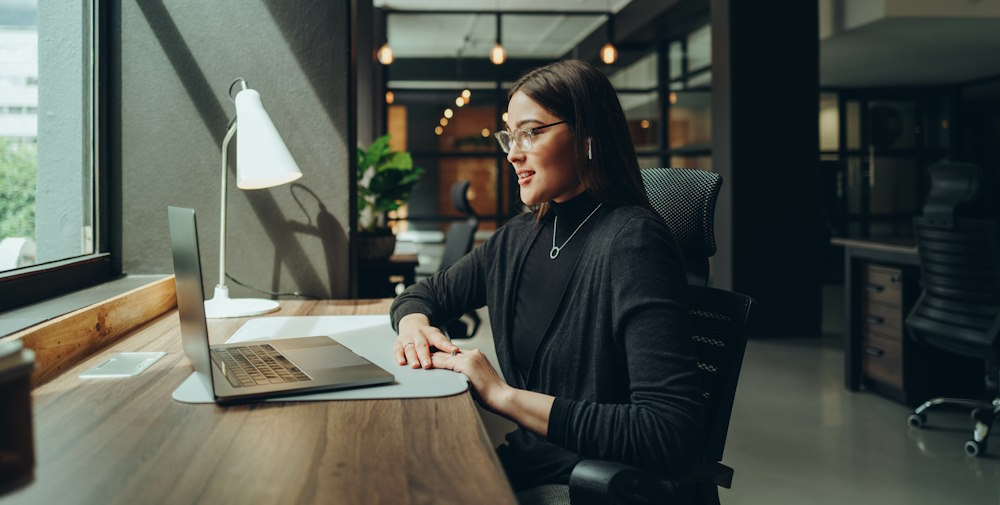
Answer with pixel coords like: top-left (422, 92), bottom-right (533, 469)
top-left (3, 299), bottom-right (515, 505)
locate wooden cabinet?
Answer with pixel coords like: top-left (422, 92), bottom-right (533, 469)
top-left (860, 264), bottom-right (906, 391)
top-left (834, 236), bottom-right (984, 406)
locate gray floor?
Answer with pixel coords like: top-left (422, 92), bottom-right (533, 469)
top-left (461, 285), bottom-right (1000, 504)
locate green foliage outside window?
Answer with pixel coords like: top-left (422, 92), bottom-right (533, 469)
top-left (0, 138), bottom-right (37, 241)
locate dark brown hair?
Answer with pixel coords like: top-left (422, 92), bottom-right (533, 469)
top-left (508, 59), bottom-right (652, 218)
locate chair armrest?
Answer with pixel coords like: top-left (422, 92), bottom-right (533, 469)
top-left (675, 461), bottom-right (733, 489)
top-left (569, 460), bottom-right (734, 504)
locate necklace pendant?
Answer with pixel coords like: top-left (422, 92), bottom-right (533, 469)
top-left (549, 246), bottom-right (560, 259)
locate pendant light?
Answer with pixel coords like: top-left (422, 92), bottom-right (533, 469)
top-left (600, 13), bottom-right (617, 65)
top-left (377, 42), bottom-right (393, 65)
top-left (490, 14), bottom-right (506, 65)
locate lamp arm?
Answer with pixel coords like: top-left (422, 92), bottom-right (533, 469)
top-left (218, 119), bottom-right (237, 288)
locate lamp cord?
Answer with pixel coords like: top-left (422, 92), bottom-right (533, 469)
top-left (224, 273), bottom-right (322, 300)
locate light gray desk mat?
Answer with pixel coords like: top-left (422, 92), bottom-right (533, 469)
top-left (172, 315), bottom-right (468, 403)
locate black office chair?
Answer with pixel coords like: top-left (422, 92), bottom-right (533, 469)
top-left (904, 162), bottom-right (1000, 457)
top-left (440, 180), bottom-right (481, 339)
top-left (570, 285), bottom-right (753, 505)
top-left (641, 167), bottom-right (723, 286)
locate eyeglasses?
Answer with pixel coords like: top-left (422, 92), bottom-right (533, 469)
top-left (494, 121), bottom-right (566, 154)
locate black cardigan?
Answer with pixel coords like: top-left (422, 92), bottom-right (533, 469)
top-left (390, 204), bottom-right (705, 490)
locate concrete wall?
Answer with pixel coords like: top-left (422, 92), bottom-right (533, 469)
top-left (113, 0), bottom-right (354, 298)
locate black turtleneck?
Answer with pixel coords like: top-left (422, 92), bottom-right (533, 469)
top-left (511, 191), bottom-right (603, 381)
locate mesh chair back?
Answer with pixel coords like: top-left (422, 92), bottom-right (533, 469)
top-left (907, 217), bottom-right (1000, 359)
top-left (688, 285), bottom-right (752, 463)
top-left (641, 168), bottom-right (722, 285)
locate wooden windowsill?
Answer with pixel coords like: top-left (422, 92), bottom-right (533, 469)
top-left (2, 276), bottom-right (177, 386)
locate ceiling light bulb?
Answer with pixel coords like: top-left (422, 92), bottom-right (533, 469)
top-left (444, 108), bottom-right (453, 118)
top-left (434, 126), bottom-right (443, 135)
top-left (600, 42), bottom-right (617, 65)
top-left (481, 128), bottom-right (490, 138)
top-left (385, 91), bottom-right (394, 104)
top-left (669, 92), bottom-right (678, 105)
top-left (440, 117), bottom-right (448, 126)
top-left (490, 43), bottom-right (506, 65)
top-left (377, 43), bottom-right (393, 65)
top-left (456, 97), bottom-right (465, 107)
top-left (502, 112), bottom-right (508, 122)
top-left (640, 119), bottom-right (650, 129)
top-left (461, 89), bottom-right (471, 99)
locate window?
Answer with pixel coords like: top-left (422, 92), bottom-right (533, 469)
top-left (0, 0), bottom-right (112, 312)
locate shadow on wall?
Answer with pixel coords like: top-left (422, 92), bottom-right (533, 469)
top-left (284, 184), bottom-right (348, 298)
top-left (134, 0), bottom-right (345, 296)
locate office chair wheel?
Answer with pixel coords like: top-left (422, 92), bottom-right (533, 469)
top-left (907, 413), bottom-right (926, 429)
top-left (964, 439), bottom-right (986, 457)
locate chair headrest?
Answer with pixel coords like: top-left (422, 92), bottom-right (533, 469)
top-left (922, 161), bottom-right (983, 227)
top-left (450, 180), bottom-right (475, 217)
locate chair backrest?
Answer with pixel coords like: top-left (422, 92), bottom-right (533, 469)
top-left (907, 217), bottom-right (1000, 358)
top-left (688, 285), bottom-right (752, 464)
top-left (641, 167), bottom-right (723, 285)
top-left (906, 161), bottom-right (1000, 359)
top-left (438, 180), bottom-right (478, 271)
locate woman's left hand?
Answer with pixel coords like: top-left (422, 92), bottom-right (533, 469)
top-left (431, 348), bottom-right (512, 412)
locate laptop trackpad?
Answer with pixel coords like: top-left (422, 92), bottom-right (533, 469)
top-left (282, 345), bottom-right (370, 370)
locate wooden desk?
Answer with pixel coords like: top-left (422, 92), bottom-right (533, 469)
top-left (4, 299), bottom-right (515, 505)
top-left (832, 237), bottom-right (981, 405)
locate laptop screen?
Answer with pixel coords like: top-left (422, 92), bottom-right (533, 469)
top-left (167, 206), bottom-right (215, 395)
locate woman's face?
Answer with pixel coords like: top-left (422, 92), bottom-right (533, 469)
top-left (505, 91), bottom-right (585, 206)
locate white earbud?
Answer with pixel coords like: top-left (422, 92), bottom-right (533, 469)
top-left (587, 138), bottom-right (592, 160)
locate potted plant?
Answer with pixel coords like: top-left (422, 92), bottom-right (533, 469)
top-left (356, 134), bottom-right (423, 259)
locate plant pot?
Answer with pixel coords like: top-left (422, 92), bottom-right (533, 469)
top-left (357, 231), bottom-right (396, 260)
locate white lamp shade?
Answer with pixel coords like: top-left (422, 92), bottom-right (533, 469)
top-left (233, 88), bottom-right (303, 190)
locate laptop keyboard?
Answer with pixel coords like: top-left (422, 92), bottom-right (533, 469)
top-left (210, 344), bottom-right (312, 388)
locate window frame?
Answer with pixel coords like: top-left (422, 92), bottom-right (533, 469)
top-left (0, 0), bottom-right (117, 313)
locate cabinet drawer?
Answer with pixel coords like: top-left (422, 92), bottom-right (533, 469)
top-left (862, 333), bottom-right (903, 389)
top-left (863, 265), bottom-right (903, 307)
top-left (862, 302), bottom-right (903, 337)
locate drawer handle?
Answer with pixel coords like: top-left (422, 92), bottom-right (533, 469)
top-left (865, 284), bottom-right (884, 293)
top-left (865, 315), bottom-right (884, 325)
top-left (865, 346), bottom-right (884, 357)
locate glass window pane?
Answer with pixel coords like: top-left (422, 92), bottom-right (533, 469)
top-left (609, 51), bottom-right (657, 89)
top-left (686, 24), bottom-right (711, 71)
top-left (845, 100), bottom-right (861, 150)
top-left (670, 156), bottom-right (712, 172)
top-left (819, 92), bottom-right (839, 151)
top-left (619, 91), bottom-right (658, 150)
top-left (924, 96), bottom-right (951, 148)
top-left (869, 101), bottom-right (917, 149)
top-left (668, 90), bottom-right (712, 148)
top-left (637, 155), bottom-right (660, 169)
top-left (669, 41), bottom-right (683, 81)
top-left (388, 88), bottom-right (501, 154)
top-left (687, 70), bottom-right (711, 88)
top-left (1, 1), bottom-right (94, 273)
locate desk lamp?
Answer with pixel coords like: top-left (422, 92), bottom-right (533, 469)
top-left (204, 78), bottom-right (303, 318)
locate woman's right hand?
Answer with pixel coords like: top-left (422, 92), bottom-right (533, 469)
top-left (394, 313), bottom-right (459, 369)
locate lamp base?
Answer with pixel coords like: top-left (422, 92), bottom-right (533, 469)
top-left (204, 285), bottom-right (280, 319)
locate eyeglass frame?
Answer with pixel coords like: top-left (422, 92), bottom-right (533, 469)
top-left (494, 120), bottom-right (567, 154)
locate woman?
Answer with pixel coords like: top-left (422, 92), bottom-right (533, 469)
top-left (390, 60), bottom-right (704, 502)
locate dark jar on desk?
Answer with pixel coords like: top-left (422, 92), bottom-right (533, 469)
top-left (0, 340), bottom-right (35, 494)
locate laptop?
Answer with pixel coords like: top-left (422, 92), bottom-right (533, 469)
top-left (167, 206), bottom-right (394, 404)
